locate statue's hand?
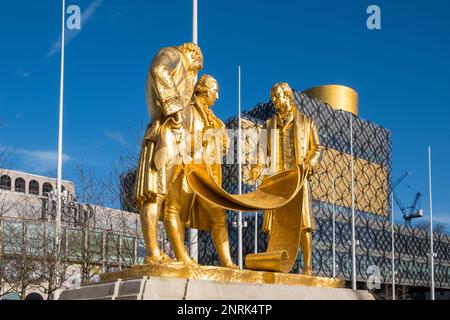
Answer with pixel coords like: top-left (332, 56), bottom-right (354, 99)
top-left (249, 164), bottom-right (263, 182)
top-left (303, 160), bottom-right (314, 175)
top-left (169, 112), bottom-right (182, 129)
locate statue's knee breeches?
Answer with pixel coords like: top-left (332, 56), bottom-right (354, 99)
top-left (162, 165), bottom-right (184, 218)
top-left (141, 193), bottom-right (165, 210)
top-left (163, 202), bottom-right (182, 221)
top-left (207, 207), bottom-right (227, 228)
top-left (140, 194), bottom-right (165, 258)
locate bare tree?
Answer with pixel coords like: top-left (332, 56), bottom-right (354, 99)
top-left (0, 122), bottom-right (13, 258)
top-left (80, 226), bottom-right (104, 283)
top-left (102, 124), bottom-right (144, 212)
top-left (98, 125), bottom-right (145, 267)
top-left (370, 283), bottom-right (391, 300)
top-left (0, 121), bottom-right (144, 299)
top-left (1, 219), bottom-right (46, 299)
top-left (69, 162), bottom-right (139, 280)
top-left (0, 186), bottom-right (77, 299)
top-left (371, 283), bottom-right (412, 300)
top-left (0, 132), bottom-right (6, 297)
top-left (36, 226), bottom-right (76, 300)
top-left (2, 192), bottom-right (73, 300)
top-left (99, 206), bottom-right (140, 269)
top-left (71, 162), bottom-right (106, 283)
top-left (3, 222), bottom-right (40, 299)
top-left (74, 162), bottom-right (105, 206)
top-left (0, 138), bottom-right (30, 298)
top-left (415, 221), bottom-right (448, 234)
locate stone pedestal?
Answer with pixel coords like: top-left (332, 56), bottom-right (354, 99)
top-left (60, 269), bottom-right (374, 300)
top-left (60, 263), bottom-right (373, 300)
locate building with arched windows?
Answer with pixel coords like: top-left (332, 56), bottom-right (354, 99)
top-left (0, 170), bottom-right (74, 198)
top-left (0, 169), bottom-right (144, 300)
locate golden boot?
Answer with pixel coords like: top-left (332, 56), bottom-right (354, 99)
top-left (140, 196), bottom-right (171, 264)
top-left (164, 203), bottom-right (196, 265)
top-left (211, 220), bottom-right (238, 269)
top-left (300, 229), bottom-right (313, 275)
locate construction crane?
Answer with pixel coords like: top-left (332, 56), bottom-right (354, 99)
top-left (393, 171), bottom-right (424, 226)
top-left (393, 171), bottom-right (411, 189)
top-left (405, 185), bottom-right (424, 224)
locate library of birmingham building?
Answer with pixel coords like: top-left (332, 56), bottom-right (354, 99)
top-left (1, 84), bottom-right (450, 300)
top-left (198, 85), bottom-right (450, 300)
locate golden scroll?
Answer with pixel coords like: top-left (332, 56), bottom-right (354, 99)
top-left (184, 164), bottom-right (308, 273)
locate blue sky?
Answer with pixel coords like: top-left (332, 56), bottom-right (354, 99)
top-left (0, 0), bottom-right (449, 229)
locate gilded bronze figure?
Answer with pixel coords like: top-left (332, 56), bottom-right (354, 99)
top-left (181, 75), bottom-right (238, 268)
top-left (134, 43), bottom-right (203, 264)
top-left (248, 82), bottom-right (324, 275)
top-left (144, 74), bottom-right (237, 267)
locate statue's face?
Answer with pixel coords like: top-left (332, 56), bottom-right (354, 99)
top-left (185, 50), bottom-right (203, 72)
top-left (203, 81), bottom-right (219, 107)
top-left (272, 86), bottom-right (290, 118)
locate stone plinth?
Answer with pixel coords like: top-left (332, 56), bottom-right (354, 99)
top-left (59, 276), bottom-right (374, 300)
top-left (99, 263), bottom-right (344, 288)
top-left (59, 264), bottom-right (373, 300)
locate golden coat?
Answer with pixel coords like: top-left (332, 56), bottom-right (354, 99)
top-left (263, 108), bottom-right (323, 231)
top-left (134, 46), bottom-right (196, 208)
top-left (179, 97), bottom-right (229, 231)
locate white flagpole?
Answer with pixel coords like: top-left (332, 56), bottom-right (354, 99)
top-left (192, 0), bottom-right (198, 44)
top-left (350, 114), bottom-right (357, 291)
top-left (428, 146), bottom-right (435, 300)
top-left (189, 0), bottom-right (199, 262)
top-left (332, 175), bottom-right (336, 278)
top-left (237, 65), bottom-right (243, 268)
top-left (391, 192), bottom-right (396, 300)
top-left (55, 0), bottom-right (66, 297)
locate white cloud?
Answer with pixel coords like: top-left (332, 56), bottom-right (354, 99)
top-left (433, 214), bottom-right (450, 226)
top-left (104, 130), bottom-right (126, 146)
top-left (15, 68), bottom-right (31, 79)
top-left (14, 149), bottom-right (72, 174)
top-left (46, 0), bottom-right (104, 58)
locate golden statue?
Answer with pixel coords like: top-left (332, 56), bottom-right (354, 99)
top-left (182, 83), bottom-right (323, 274)
top-left (134, 43), bottom-right (203, 264)
top-left (248, 82), bottom-right (324, 275)
top-left (134, 42), bottom-right (237, 267)
top-left (159, 74), bottom-right (238, 268)
top-left (125, 43), bottom-right (342, 288)
top-left (181, 74), bottom-right (238, 268)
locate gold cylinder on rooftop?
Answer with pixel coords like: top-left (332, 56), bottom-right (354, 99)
top-left (303, 84), bottom-right (358, 116)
